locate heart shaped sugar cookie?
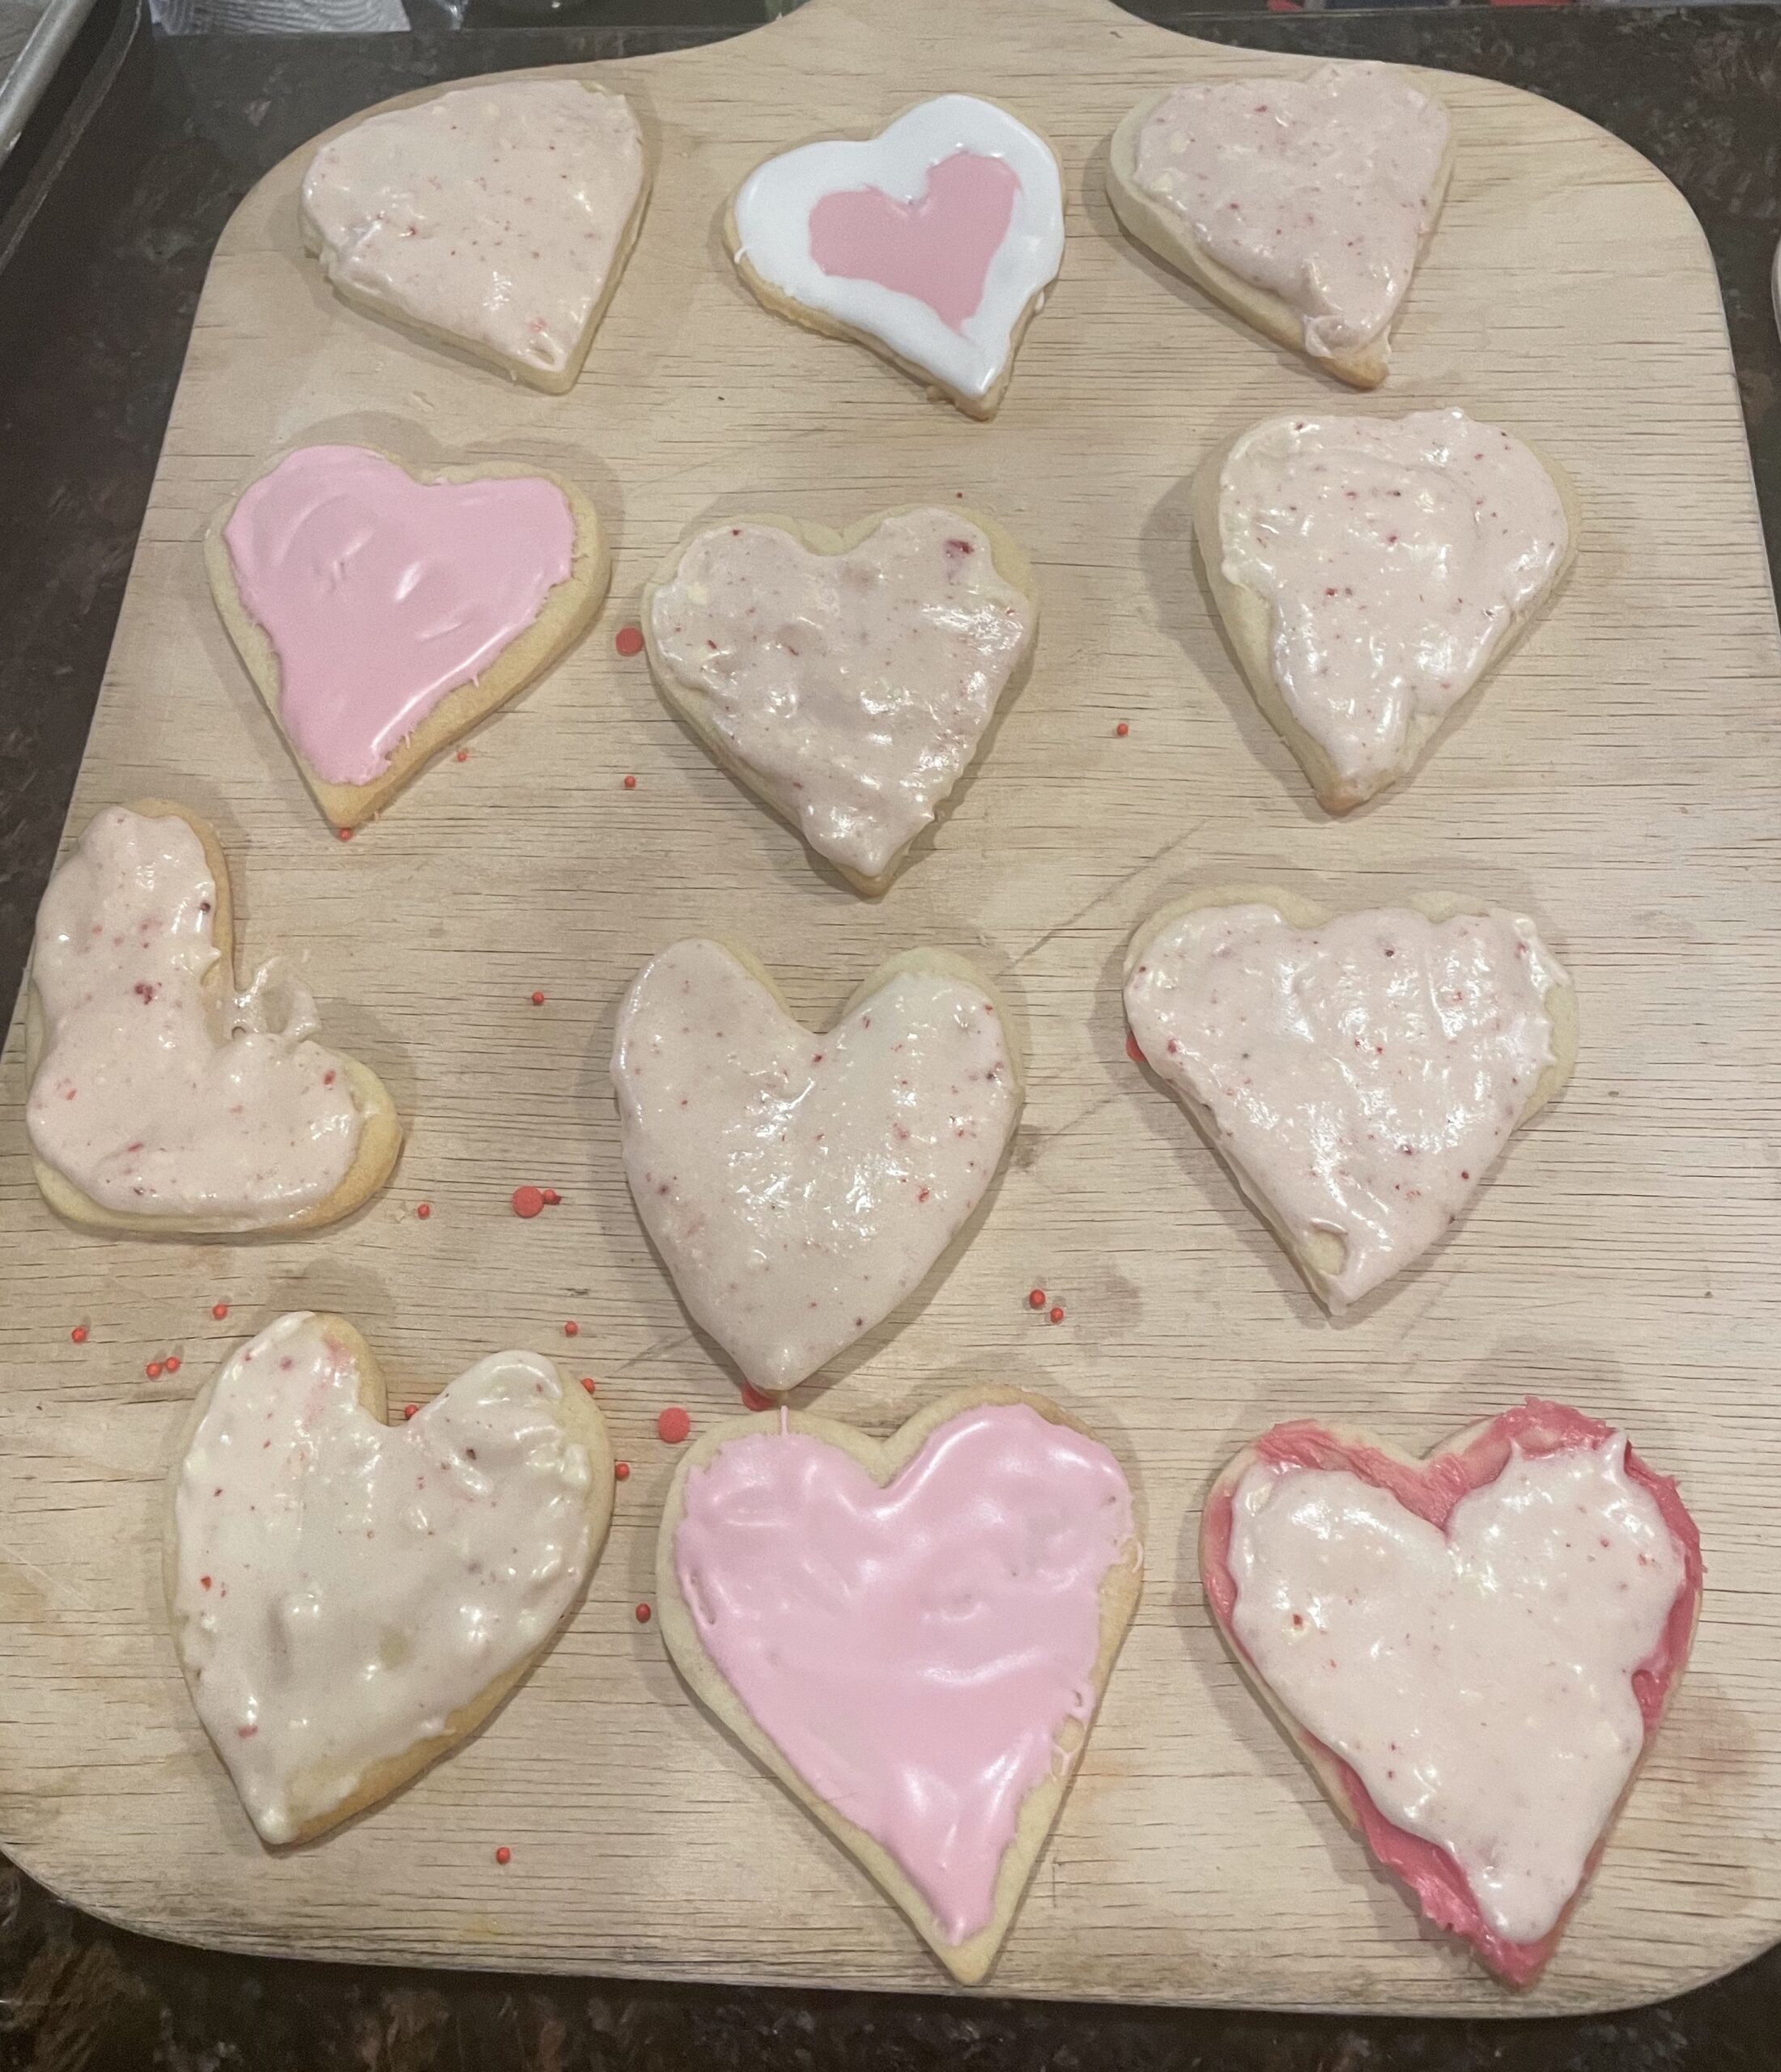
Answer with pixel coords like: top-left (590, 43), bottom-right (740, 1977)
top-left (727, 95), bottom-right (1065, 418)
top-left (1108, 63), bottom-right (1452, 388)
top-left (168, 1311), bottom-right (614, 1845)
top-left (659, 1388), bottom-right (1141, 1981)
top-left (643, 506), bottom-right (1038, 893)
top-left (612, 938), bottom-right (1021, 1392)
top-left (208, 445), bottom-right (608, 829)
top-left (1196, 410), bottom-right (1575, 811)
top-left (1124, 890), bottom-right (1575, 1310)
top-left (300, 79), bottom-right (649, 393)
top-left (25, 803), bottom-right (401, 1235)
top-left (1202, 1401), bottom-right (1702, 1985)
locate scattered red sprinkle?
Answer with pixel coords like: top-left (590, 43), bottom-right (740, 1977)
top-left (456, 748), bottom-right (470, 762)
top-left (634, 1603), bottom-right (652, 1624)
top-left (337, 826), bottom-right (352, 843)
top-left (530, 990), bottom-right (546, 1007)
top-left (211, 1303), bottom-right (228, 1321)
top-left (657, 1405), bottom-right (691, 1445)
top-left (614, 624), bottom-right (644, 657)
top-left (541, 1188), bottom-right (561, 1206)
top-left (1125, 1030), bottom-right (1146, 1065)
top-left (495, 1845), bottom-right (512, 1866)
top-left (741, 1382), bottom-right (773, 1413)
top-left (1027, 1289), bottom-right (1046, 1310)
top-left (511, 1185), bottom-right (545, 1220)
top-left (404, 1403), bottom-right (419, 1420)
top-left (199, 1576), bottom-right (211, 1591)
top-left (70, 1326), bottom-right (87, 1344)
top-left (165, 1355), bottom-right (181, 1375)
top-left (416, 1202), bottom-right (431, 1221)
top-left (563, 1320), bottom-right (580, 1338)
top-left (1115, 721), bottom-right (1129, 737)
top-left (580, 1377), bottom-right (597, 1395)
top-left (146, 1361), bottom-right (163, 1379)
top-left (614, 1462), bottom-right (631, 1481)
top-left (623, 775), bottom-right (637, 790)
top-left (1049, 1306), bottom-right (1065, 1325)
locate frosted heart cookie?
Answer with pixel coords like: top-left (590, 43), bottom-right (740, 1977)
top-left (208, 444), bottom-right (607, 829)
top-left (643, 506), bottom-right (1038, 893)
top-left (1124, 890), bottom-right (1575, 1310)
top-left (659, 1388), bottom-right (1141, 1981)
top-left (1202, 1401), bottom-right (1702, 1985)
top-left (24, 803), bottom-right (400, 1236)
top-left (300, 79), bottom-right (648, 392)
top-left (726, 95), bottom-right (1065, 418)
top-left (168, 1312), bottom-right (613, 1844)
top-left (612, 939), bottom-right (1021, 1392)
top-left (1108, 65), bottom-right (1451, 388)
top-left (1197, 410), bottom-right (1575, 812)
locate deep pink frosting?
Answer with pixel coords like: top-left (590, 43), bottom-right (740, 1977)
top-left (222, 445), bottom-right (576, 786)
top-left (1201, 1399), bottom-right (1703, 1987)
top-left (808, 151), bottom-right (1018, 332)
top-left (674, 1403), bottom-right (1135, 1945)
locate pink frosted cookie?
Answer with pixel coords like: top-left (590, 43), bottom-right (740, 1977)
top-left (1202, 1401), bottom-right (1702, 1985)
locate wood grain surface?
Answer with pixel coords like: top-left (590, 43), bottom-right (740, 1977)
top-left (0, 0), bottom-right (1776, 2015)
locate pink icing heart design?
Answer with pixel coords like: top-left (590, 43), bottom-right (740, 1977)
top-left (809, 151), bottom-right (1018, 332)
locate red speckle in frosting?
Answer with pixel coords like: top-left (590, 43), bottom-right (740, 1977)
top-left (657, 1405), bottom-right (691, 1445)
top-left (563, 1321), bottom-right (579, 1338)
top-left (70, 1326), bottom-right (87, 1344)
top-left (133, 980), bottom-right (156, 1004)
top-left (199, 1576), bottom-right (212, 1590)
top-left (614, 1462), bottom-right (631, 1481)
top-left (741, 1383), bottom-right (774, 1412)
top-left (495, 1845), bottom-right (512, 1865)
top-left (512, 1186), bottom-right (545, 1220)
top-left (635, 1603), bottom-right (652, 1624)
top-left (323, 1070), bottom-right (336, 1087)
top-left (614, 624), bottom-right (644, 657)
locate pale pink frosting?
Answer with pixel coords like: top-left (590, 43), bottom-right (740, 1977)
top-left (809, 151), bottom-right (1018, 331)
top-left (674, 1403), bottom-right (1136, 1945)
top-left (222, 445), bottom-right (576, 787)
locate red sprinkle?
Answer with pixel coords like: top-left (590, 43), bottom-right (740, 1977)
top-left (614, 624), bottom-right (644, 657)
top-left (146, 1361), bottom-right (163, 1379)
top-left (657, 1405), bottom-right (691, 1446)
top-left (511, 1185), bottom-right (545, 1220)
top-left (210, 1303), bottom-right (228, 1321)
top-left (416, 1202), bottom-right (431, 1221)
top-left (1115, 721), bottom-right (1130, 737)
top-left (541, 1188), bottom-right (561, 1207)
top-left (1027, 1289), bottom-right (1046, 1310)
top-left (70, 1326), bottom-right (87, 1344)
top-left (614, 1462), bottom-right (631, 1481)
top-left (199, 1577), bottom-right (211, 1590)
top-left (1125, 1030), bottom-right (1146, 1066)
top-left (634, 1603), bottom-right (652, 1624)
top-left (580, 1377), bottom-right (597, 1395)
top-left (165, 1355), bottom-right (181, 1375)
top-left (530, 990), bottom-right (546, 1007)
top-left (563, 1321), bottom-right (580, 1338)
top-left (740, 1382), bottom-right (774, 1413)
top-left (337, 826), bottom-right (352, 843)
top-left (623, 775), bottom-right (637, 790)
top-left (456, 748), bottom-right (470, 762)
top-left (404, 1403), bottom-right (419, 1420)
top-left (1049, 1306), bottom-right (1065, 1325)
top-left (495, 1845), bottom-right (512, 1866)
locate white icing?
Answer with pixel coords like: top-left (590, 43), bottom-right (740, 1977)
top-left (612, 938), bottom-right (1019, 1392)
top-left (1226, 1438), bottom-right (1685, 1943)
top-left (27, 808), bottom-right (363, 1222)
top-left (1124, 903), bottom-right (1564, 1308)
top-left (646, 509), bottom-right (1035, 882)
top-left (1218, 411), bottom-right (1569, 793)
top-left (172, 1313), bottom-right (596, 1845)
top-left (731, 95), bottom-right (1064, 402)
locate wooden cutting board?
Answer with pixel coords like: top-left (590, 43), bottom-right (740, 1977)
top-left (2, 0), bottom-right (1777, 2015)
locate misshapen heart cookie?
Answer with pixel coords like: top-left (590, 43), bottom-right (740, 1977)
top-left (300, 79), bottom-right (649, 393)
top-left (208, 445), bottom-right (608, 829)
top-left (25, 803), bottom-right (400, 1236)
top-left (168, 1312), bottom-right (614, 1845)
top-left (612, 939), bottom-right (1021, 1392)
top-left (727, 95), bottom-right (1065, 418)
top-left (643, 506), bottom-right (1038, 893)
top-left (658, 1388), bottom-right (1142, 1981)
top-left (1124, 890), bottom-right (1575, 1310)
top-left (1201, 1401), bottom-right (1702, 1985)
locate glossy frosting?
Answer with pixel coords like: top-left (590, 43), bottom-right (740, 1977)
top-left (674, 1403), bottom-right (1135, 1944)
top-left (172, 1312), bottom-right (596, 1845)
top-left (301, 80), bottom-right (645, 379)
top-left (613, 939), bottom-right (1019, 1391)
top-left (731, 95), bottom-right (1065, 402)
top-left (223, 445), bottom-right (576, 788)
top-left (27, 808), bottom-right (363, 1221)
top-left (647, 509), bottom-right (1035, 881)
top-left (1124, 903), bottom-right (1564, 1307)
top-left (1224, 1435), bottom-right (1685, 1945)
top-left (1218, 411), bottom-right (1569, 792)
top-left (1132, 64), bottom-right (1450, 360)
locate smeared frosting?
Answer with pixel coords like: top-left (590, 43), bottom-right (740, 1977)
top-left (172, 1312), bottom-right (597, 1845)
top-left (673, 1402), bottom-right (1135, 1944)
top-left (27, 808), bottom-right (363, 1221)
top-left (300, 79), bottom-right (645, 380)
top-left (222, 445), bottom-right (576, 788)
top-left (1125, 903), bottom-right (1565, 1307)
top-left (646, 509), bottom-right (1035, 882)
top-left (1130, 64), bottom-right (1450, 360)
top-left (1218, 412), bottom-right (1569, 793)
top-left (731, 95), bottom-right (1064, 404)
top-left (612, 939), bottom-right (1019, 1391)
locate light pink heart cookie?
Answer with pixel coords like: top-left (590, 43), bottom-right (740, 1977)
top-left (657, 1389), bottom-right (1142, 1981)
top-left (1202, 1400), bottom-right (1702, 1985)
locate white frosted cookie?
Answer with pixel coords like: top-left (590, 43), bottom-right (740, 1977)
top-left (1124, 889), bottom-right (1576, 1310)
top-left (24, 803), bottom-right (401, 1237)
top-left (1195, 410), bottom-right (1575, 811)
top-left (726, 95), bottom-right (1064, 418)
top-left (642, 505), bottom-right (1038, 894)
top-left (207, 444), bottom-right (608, 831)
top-left (1202, 1401), bottom-right (1702, 1985)
top-left (657, 1387), bottom-right (1142, 1982)
top-left (300, 79), bottom-right (649, 392)
top-left (168, 1312), bottom-right (614, 1845)
top-left (612, 939), bottom-right (1022, 1393)
top-left (1107, 63), bottom-right (1452, 388)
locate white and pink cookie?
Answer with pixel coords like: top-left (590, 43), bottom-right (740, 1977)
top-left (1124, 890), bottom-right (1576, 1310)
top-left (25, 803), bottom-right (400, 1236)
top-left (1202, 1401), bottom-right (1702, 1985)
top-left (168, 1312), bottom-right (614, 1843)
top-left (611, 938), bottom-right (1021, 1393)
top-left (726, 95), bottom-right (1065, 418)
top-left (207, 444), bottom-right (608, 829)
top-left (642, 505), bottom-right (1039, 893)
top-left (1108, 63), bottom-right (1452, 388)
top-left (657, 1389), bottom-right (1142, 1981)
top-left (300, 79), bottom-right (649, 392)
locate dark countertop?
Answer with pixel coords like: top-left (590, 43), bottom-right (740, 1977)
top-left (1, 6), bottom-right (1778, 2066)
